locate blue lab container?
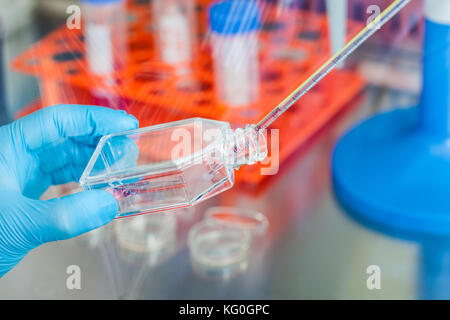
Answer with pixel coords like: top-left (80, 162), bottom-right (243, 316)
top-left (332, 16), bottom-right (450, 299)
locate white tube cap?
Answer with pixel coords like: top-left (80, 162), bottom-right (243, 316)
top-left (425, 0), bottom-right (450, 25)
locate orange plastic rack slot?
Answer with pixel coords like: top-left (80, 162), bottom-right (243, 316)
top-left (12, 0), bottom-right (366, 187)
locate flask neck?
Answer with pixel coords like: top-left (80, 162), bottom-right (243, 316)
top-left (227, 125), bottom-right (268, 169)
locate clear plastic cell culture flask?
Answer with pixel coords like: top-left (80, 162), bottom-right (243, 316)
top-left (80, 118), bottom-right (267, 218)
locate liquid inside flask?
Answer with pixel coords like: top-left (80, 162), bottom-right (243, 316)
top-left (80, 118), bottom-right (267, 218)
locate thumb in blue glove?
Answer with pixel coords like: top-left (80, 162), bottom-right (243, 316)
top-left (0, 105), bottom-right (139, 277)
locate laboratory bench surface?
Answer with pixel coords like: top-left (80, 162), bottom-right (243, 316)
top-left (0, 17), bottom-right (427, 300)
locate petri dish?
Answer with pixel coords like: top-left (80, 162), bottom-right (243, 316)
top-left (75, 226), bottom-right (107, 249)
top-left (205, 206), bottom-right (269, 236)
top-left (114, 213), bottom-right (177, 266)
top-left (188, 219), bottom-right (251, 280)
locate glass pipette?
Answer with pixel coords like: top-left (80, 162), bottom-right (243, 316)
top-left (255, 0), bottom-right (412, 132)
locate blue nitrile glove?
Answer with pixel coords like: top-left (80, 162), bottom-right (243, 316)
top-left (0, 105), bottom-right (139, 277)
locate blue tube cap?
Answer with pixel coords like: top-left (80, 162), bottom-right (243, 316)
top-left (209, 0), bottom-right (261, 35)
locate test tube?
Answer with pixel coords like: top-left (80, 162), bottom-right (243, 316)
top-left (81, 0), bottom-right (128, 77)
top-left (209, 0), bottom-right (261, 107)
top-left (152, 0), bottom-right (195, 70)
top-left (205, 206), bottom-right (268, 237)
top-left (326, 0), bottom-right (348, 68)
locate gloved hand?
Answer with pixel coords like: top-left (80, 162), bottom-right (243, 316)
top-left (0, 105), bottom-right (139, 277)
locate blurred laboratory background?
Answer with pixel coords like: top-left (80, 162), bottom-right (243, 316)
top-left (0, 0), bottom-right (446, 299)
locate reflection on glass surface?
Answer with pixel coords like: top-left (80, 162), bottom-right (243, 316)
top-left (153, 0), bottom-right (196, 71)
top-left (209, 0), bottom-right (261, 107)
top-left (75, 227), bottom-right (107, 249)
top-left (205, 206), bottom-right (269, 236)
top-left (81, 0), bottom-right (128, 76)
